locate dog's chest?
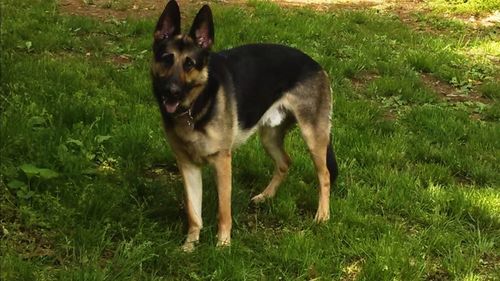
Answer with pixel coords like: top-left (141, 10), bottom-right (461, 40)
top-left (168, 124), bottom-right (225, 163)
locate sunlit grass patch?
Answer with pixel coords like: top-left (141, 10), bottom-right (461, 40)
top-left (426, 0), bottom-right (500, 14)
top-left (468, 40), bottom-right (500, 58)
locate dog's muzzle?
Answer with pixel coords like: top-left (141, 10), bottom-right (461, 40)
top-left (162, 84), bottom-right (183, 113)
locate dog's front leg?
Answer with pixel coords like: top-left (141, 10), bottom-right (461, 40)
top-left (210, 150), bottom-right (232, 247)
top-left (178, 162), bottom-right (203, 252)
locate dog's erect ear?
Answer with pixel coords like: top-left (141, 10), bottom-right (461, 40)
top-left (189, 5), bottom-right (214, 49)
top-left (154, 0), bottom-right (181, 41)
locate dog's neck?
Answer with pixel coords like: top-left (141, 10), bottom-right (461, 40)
top-left (168, 77), bottom-right (219, 130)
top-left (172, 107), bottom-right (195, 128)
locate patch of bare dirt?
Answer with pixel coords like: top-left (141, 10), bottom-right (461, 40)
top-left (451, 10), bottom-right (500, 28)
top-left (420, 73), bottom-right (494, 121)
top-left (58, 0), bottom-right (500, 31)
top-left (57, 0), bottom-right (425, 20)
top-left (144, 163), bottom-right (180, 182)
top-left (459, 11), bottom-right (500, 27)
top-left (478, 253), bottom-right (500, 280)
top-left (268, 0), bottom-right (391, 11)
top-left (420, 73), bottom-right (490, 104)
top-left (59, 0), bottom-right (155, 19)
top-left (58, 0), bottom-right (205, 20)
top-left (350, 70), bottom-right (381, 90)
top-left (111, 54), bottom-right (133, 65)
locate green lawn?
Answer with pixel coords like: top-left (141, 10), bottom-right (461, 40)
top-left (1, 0), bottom-right (499, 280)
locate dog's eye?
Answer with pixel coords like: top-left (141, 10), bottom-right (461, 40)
top-left (183, 57), bottom-right (195, 71)
top-left (161, 53), bottom-right (174, 67)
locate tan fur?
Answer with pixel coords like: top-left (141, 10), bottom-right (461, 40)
top-left (208, 150), bottom-right (232, 246)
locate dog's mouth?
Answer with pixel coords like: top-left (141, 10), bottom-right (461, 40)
top-left (162, 99), bottom-right (180, 113)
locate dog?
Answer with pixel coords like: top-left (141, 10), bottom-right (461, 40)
top-left (151, 0), bottom-right (338, 251)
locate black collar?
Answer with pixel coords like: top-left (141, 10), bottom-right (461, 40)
top-left (173, 106), bottom-right (194, 127)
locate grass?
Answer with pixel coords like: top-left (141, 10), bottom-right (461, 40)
top-left (1, 0), bottom-right (499, 280)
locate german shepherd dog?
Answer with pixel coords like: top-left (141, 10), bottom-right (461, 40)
top-left (151, 0), bottom-right (338, 251)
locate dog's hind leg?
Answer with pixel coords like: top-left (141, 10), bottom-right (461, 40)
top-left (252, 122), bottom-right (293, 204)
top-left (298, 122), bottom-right (331, 222)
top-left (289, 72), bottom-right (333, 222)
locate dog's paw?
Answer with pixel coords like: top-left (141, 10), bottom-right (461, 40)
top-left (181, 241), bottom-right (198, 253)
top-left (216, 238), bottom-right (231, 248)
top-left (314, 209), bottom-right (330, 223)
top-left (251, 193), bottom-right (267, 204)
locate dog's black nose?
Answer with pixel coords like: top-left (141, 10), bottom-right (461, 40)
top-left (169, 84), bottom-right (182, 96)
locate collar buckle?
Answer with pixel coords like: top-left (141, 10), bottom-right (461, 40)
top-left (174, 108), bottom-right (194, 127)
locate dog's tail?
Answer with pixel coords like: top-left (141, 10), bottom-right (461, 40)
top-left (326, 134), bottom-right (339, 184)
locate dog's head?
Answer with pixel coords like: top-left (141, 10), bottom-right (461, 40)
top-left (151, 0), bottom-right (214, 114)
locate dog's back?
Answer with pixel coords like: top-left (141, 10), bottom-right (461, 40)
top-left (212, 44), bottom-right (323, 130)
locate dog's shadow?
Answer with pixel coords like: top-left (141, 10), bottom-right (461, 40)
top-left (138, 160), bottom-right (347, 240)
top-left (139, 162), bottom-right (230, 235)
top-left (139, 162), bottom-right (186, 227)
